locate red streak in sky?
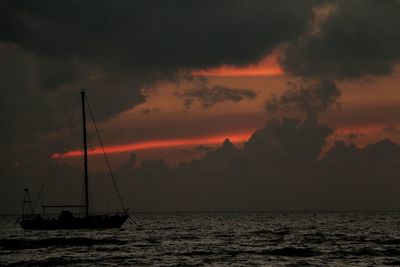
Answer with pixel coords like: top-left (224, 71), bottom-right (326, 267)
top-left (52, 132), bottom-right (253, 159)
top-left (191, 55), bottom-right (283, 77)
top-left (192, 66), bottom-right (283, 77)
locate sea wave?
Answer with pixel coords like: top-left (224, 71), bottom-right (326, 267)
top-left (0, 237), bottom-right (126, 250)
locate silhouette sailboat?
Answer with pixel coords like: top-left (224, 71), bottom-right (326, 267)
top-left (19, 90), bottom-right (128, 230)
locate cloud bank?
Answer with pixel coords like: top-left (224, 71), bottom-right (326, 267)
top-left (103, 117), bottom-right (400, 211)
top-left (0, 0), bottom-right (319, 143)
top-left (266, 78), bottom-right (341, 115)
top-left (3, 0), bottom-right (400, 143)
top-left (279, 0), bottom-right (400, 79)
top-left (177, 82), bottom-right (257, 109)
top-left (3, 1), bottom-right (400, 212)
top-left (2, 117), bottom-right (400, 212)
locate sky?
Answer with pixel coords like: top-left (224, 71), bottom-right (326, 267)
top-left (1, 0), bottom-right (400, 213)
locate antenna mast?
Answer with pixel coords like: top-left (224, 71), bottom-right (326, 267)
top-left (81, 90), bottom-right (89, 217)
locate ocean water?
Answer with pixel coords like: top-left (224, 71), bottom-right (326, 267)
top-left (0, 212), bottom-right (399, 266)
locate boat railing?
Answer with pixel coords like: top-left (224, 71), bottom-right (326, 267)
top-left (21, 210), bottom-right (128, 220)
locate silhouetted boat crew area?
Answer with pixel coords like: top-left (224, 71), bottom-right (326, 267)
top-left (18, 90), bottom-right (129, 230)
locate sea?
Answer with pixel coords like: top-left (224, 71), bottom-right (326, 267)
top-left (0, 211), bottom-right (399, 266)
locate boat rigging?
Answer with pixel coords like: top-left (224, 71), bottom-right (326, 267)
top-left (18, 90), bottom-right (129, 230)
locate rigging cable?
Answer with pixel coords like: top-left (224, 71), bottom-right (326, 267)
top-left (33, 95), bottom-right (80, 213)
top-left (84, 95), bottom-right (127, 213)
top-left (85, 95), bottom-right (142, 229)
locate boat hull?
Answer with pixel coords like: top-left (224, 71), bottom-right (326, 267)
top-left (20, 214), bottom-right (128, 230)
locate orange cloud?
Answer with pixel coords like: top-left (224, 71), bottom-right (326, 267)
top-left (334, 126), bottom-right (381, 136)
top-left (192, 55), bottom-right (283, 77)
top-left (52, 132), bottom-right (253, 159)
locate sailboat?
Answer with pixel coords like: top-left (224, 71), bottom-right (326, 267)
top-left (18, 90), bottom-right (128, 230)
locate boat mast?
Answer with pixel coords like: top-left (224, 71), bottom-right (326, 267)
top-left (81, 90), bottom-right (89, 217)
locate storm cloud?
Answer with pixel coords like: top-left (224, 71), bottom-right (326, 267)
top-left (177, 82), bottom-right (257, 109)
top-left (279, 0), bottom-right (400, 79)
top-left (1, 0), bottom-right (317, 74)
top-left (3, 0), bottom-right (400, 143)
top-left (266, 78), bottom-right (341, 115)
top-left (3, 1), bottom-right (400, 213)
top-left (0, 44), bottom-right (146, 144)
top-left (0, 0), bottom-right (320, 144)
top-left (2, 116), bottom-right (400, 212)
top-left (106, 117), bottom-right (400, 211)
top-left (266, 0), bottom-right (400, 119)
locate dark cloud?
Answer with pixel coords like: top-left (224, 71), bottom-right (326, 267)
top-left (117, 153), bottom-right (137, 174)
top-left (179, 145), bottom-right (214, 155)
top-left (279, 0), bottom-right (400, 79)
top-left (106, 117), bottom-right (400, 211)
top-left (0, 44), bottom-right (146, 145)
top-left (194, 145), bottom-right (214, 152)
top-left (35, 58), bottom-right (81, 91)
top-left (2, 0), bottom-right (400, 146)
top-left (268, 0), bottom-right (400, 123)
top-left (1, 0), bottom-right (317, 73)
top-left (266, 78), bottom-right (340, 115)
top-left (4, 0), bottom-right (400, 212)
top-left (3, 117), bottom-right (400, 212)
top-left (244, 115), bottom-right (333, 163)
top-left (4, 77), bottom-right (139, 160)
top-left (177, 83), bottom-right (257, 109)
top-left (0, 0), bottom-right (319, 144)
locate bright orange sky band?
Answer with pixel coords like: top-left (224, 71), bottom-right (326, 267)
top-left (52, 117), bottom-right (399, 160)
top-left (191, 55), bottom-right (283, 77)
top-left (192, 65), bottom-right (283, 77)
top-left (52, 132), bottom-right (254, 159)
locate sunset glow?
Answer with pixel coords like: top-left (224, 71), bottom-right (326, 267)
top-left (53, 124), bottom-right (400, 160)
top-left (52, 132), bottom-right (254, 159)
top-left (3, 0), bottom-right (400, 246)
top-left (192, 56), bottom-right (283, 77)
